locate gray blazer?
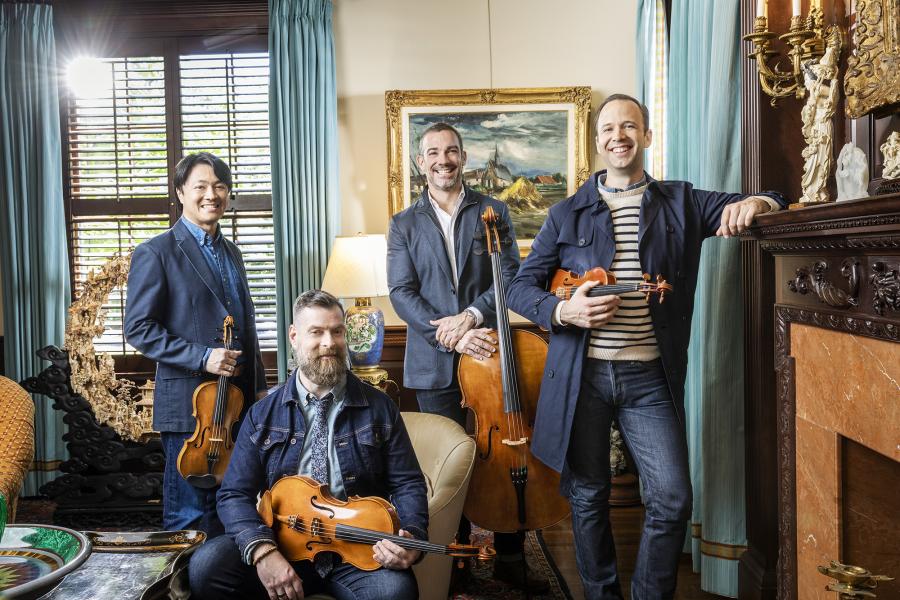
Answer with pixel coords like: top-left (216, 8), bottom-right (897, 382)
top-left (387, 187), bottom-right (519, 390)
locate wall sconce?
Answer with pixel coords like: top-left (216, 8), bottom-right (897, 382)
top-left (743, 0), bottom-right (827, 106)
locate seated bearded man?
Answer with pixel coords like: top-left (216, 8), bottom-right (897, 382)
top-left (189, 290), bottom-right (428, 600)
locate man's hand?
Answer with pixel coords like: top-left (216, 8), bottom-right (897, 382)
top-left (373, 529), bottom-right (421, 570)
top-left (716, 196), bottom-right (772, 237)
top-left (454, 328), bottom-right (497, 360)
top-left (255, 547), bottom-right (304, 600)
top-left (430, 311), bottom-right (475, 349)
top-left (558, 281), bottom-right (621, 329)
top-left (205, 348), bottom-right (242, 376)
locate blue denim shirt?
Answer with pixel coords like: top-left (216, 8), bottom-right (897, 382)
top-left (180, 216), bottom-right (247, 366)
top-left (217, 371), bottom-right (429, 559)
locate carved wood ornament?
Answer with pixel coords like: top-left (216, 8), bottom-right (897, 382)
top-left (787, 258), bottom-right (861, 308)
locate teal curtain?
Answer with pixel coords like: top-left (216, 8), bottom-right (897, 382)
top-left (269, 0), bottom-right (340, 380)
top-left (635, 0), bottom-right (668, 178)
top-left (0, 2), bottom-right (70, 496)
top-left (667, 0), bottom-right (745, 596)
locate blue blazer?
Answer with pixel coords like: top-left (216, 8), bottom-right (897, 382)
top-left (387, 187), bottom-right (520, 390)
top-left (124, 219), bottom-right (266, 432)
top-left (506, 172), bottom-right (787, 472)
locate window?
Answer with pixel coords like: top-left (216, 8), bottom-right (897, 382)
top-left (64, 41), bottom-right (277, 355)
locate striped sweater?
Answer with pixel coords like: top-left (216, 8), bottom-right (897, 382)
top-left (587, 183), bottom-right (660, 361)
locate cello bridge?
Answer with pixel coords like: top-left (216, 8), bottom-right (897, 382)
top-left (501, 437), bottom-right (528, 446)
top-left (209, 437), bottom-right (224, 443)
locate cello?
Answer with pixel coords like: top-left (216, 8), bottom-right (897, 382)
top-left (177, 315), bottom-right (244, 489)
top-left (257, 476), bottom-right (493, 571)
top-left (457, 207), bottom-right (570, 533)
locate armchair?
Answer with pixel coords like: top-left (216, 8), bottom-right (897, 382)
top-left (402, 412), bottom-right (476, 600)
top-left (0, 375), bottom-right (36, 522)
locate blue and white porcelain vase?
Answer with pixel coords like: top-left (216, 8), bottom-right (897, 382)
top-left (345, 298), bottom-right (384, 369)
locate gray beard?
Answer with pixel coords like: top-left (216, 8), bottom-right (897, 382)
top-left (298, 351), bottom-right (347, 389)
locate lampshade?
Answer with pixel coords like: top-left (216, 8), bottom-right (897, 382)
top-left (321, 234), bottom-right (389, 299)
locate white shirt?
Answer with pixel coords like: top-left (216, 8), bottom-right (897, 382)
top-left (428, 188), bottom-right (483, 326)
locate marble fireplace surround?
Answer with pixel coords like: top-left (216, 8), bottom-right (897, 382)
top-left (775, 312), bottom-right (899, 599)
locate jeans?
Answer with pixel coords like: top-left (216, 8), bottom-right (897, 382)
top-left (415, 384), bottom-right (524, 558)
top-left (562, 358), bottom-right (691, 600)
top-left (189, 534), bottom-right (419, 600)
top-left (160, 431), bottom-right (223, 537)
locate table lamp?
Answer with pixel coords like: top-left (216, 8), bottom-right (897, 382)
top-left (321, 234), bottom-right (390, 385)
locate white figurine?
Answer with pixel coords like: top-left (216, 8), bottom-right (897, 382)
top-left (799, 28), bottom-right (842, 204)
top-left (835, 143), bottom-right (870, 202)
top-left (882, 131), bottom-right (900, 180)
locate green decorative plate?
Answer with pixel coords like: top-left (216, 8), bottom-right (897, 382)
top-left (0, 524), bottom-right (92, 599)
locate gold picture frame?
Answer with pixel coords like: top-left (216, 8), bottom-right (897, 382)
top-left (385, 87), bottom-right (592, 256)
top-left (844, 0), bottom-right (900, 119)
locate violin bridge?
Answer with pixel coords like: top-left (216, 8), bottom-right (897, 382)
top-left (209, 437), bottom-right (224, 443)
top-left (288, 514), bottom-right (307, 533)
top-left (501, 437), bottom-right (528, 446)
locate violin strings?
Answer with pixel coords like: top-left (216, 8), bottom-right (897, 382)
top-left (272, 517), bottom-right (478, 556)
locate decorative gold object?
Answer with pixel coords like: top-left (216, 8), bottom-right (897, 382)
top-left (743, 6), bottom-right (828, 106)
top-left (352, 366), bottom-right (390, 387)
top-left (798, 26), bottom-right (843, 206)
top-left (818, 561), bottom-right (893, 598)
top-left (881, 131), bottom-right (900, 180)
top-left (65, 252), bottom-right (153, 441)
top-left (844, 0), bottom-right (900, 118)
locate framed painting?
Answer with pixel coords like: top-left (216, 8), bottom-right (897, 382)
top-left (385, 87), bottom-right (592, 256)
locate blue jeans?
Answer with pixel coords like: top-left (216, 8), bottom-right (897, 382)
top-left (189, 534), bottom-right (419, 600)
top-left (161, 431), bottom-right (223, 537)
top-left (563, 358), bottom-right (691, 600)
top-left (415, 385), bottom-right (467, 429)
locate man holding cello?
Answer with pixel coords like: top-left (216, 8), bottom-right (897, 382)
top-left (387, 123), bottom-right (549, 592)
top-left (125, 152), bottom-right (267, 536)
top-left (188, 290), bottom-right (427, 600)
top-left (505, 94), bottom-right (786, 598)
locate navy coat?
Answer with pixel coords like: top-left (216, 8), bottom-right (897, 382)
top-left (387, 187), bottom-right (519, 390)
top-left (124, 218), bottom-right (266, 432)
top-left (506, 172), bottom-right (786, 472)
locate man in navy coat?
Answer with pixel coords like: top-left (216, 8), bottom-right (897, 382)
top-left (387, 123), bottom-right (547, 591)
top-left (506, 94), bottom-right (786, 598)
top-left (125, 152), bottom-right (267, 536)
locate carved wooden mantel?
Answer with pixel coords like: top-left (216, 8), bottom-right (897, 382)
top-left (741, 193), bottom-right (900, 600)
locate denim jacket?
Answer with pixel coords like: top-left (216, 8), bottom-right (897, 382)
top-left (217, 371), bottom-right (429, 558)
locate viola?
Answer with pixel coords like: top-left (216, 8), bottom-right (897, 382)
top-left (257, 476), bottom-right (493, 571)
top-left (456, 207), bottom-right (571, 533)
top-left (549, 267), bottom-right (672, 302)
top-left (176, 315), bottom-right (244, 489)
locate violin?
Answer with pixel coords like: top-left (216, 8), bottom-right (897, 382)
top-left (549, 267), bottom-right (673, 302)
top-left (456, 207), bottom-right (571, 532)
top-left (257, 476), bottom-right (493, 571)
top-left (177, 316), bottom-right (244, 489)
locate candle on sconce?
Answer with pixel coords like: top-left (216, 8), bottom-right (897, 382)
top-left (757, 0), bottom-right (767, 18)
top-left (792, 0), bottom-right (801, 15)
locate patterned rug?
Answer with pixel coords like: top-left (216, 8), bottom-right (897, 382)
top-left (450, 527), bottom-right (573, 600)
